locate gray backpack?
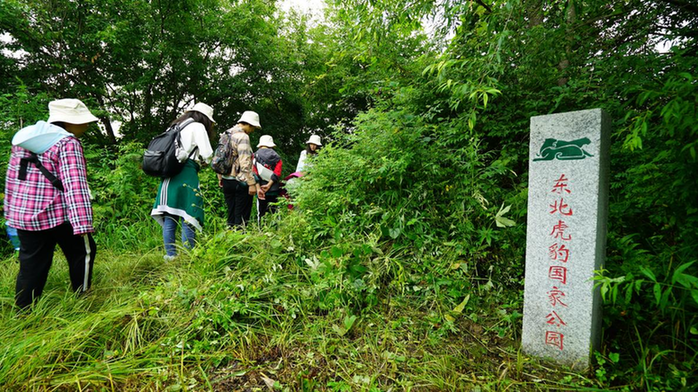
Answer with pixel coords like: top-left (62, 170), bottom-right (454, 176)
top-left (211, 128), bottom-right (239, 175)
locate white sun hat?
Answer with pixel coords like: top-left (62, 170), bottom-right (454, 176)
top-left (306, 134), bottom-right (322, 146)
top-left (185, 102), bottom-right (215, 123)
top-left (238, 111), bottom-right (261, 128)
top-left (47, 99), bottom-right (99, 124)
top-left (257, 135), bottom-right (276, 148)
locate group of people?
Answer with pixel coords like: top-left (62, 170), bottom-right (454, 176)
top-left (3, 98), bottom-right (322, 309)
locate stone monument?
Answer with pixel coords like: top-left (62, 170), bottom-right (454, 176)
top-left (521, 108), bottom-right (611, 370)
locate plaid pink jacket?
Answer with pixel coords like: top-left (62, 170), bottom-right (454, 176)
top-left (4, 136), bottom-right (93, 235)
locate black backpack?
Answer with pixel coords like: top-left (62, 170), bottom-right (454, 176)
top-left (142, 118), bottom-right (197, 178)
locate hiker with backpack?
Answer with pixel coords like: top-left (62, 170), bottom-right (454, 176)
top-left (4, 98), bottom-right (99, 309)
top-left (214, 111), bottom-right (263, 229)
top-left (150, 103), bottom-right (214, 260)
top-left (253, 135), bottom-right (283, 223)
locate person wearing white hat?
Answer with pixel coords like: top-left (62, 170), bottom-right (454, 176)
top-left (151, 102), bottom-right (215, 260)
top-left (218, 110), bottom-right (264, 228)
top-left (4, 98), bottom-right (99, 309)
top-left (253, 135), bottom-right (283, 223)
top-left (295, 134), bottom-right (322, 173)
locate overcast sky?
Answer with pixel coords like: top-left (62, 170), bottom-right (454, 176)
top-left (278, 0), bottom-right (325, 17)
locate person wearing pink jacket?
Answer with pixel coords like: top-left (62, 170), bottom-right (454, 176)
top-left (4, 98), bottom-right (98, 309)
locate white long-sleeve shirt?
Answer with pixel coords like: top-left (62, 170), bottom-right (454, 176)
top-left (295, 150), bottom-right (308, 172)
top-left (176, 122), bottom-right (213, 164)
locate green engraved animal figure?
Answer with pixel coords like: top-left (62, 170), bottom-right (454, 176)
top-left (533, 137), bottom-right (593, 161)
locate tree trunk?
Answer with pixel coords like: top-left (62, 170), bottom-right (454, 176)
top-left (94, 94), bottom-right (117, 144)
top-left (527, 0), bottom-right (543, 28)
top-left (558, 0), bottom-right (576, 86)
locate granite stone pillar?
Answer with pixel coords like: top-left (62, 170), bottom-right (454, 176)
top-left (522, 109), bottom-right (611, 370)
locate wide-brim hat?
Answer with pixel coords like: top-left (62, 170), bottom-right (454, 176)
top-left (47, 99), bottom-right (99, 124)
top-left (185, 102), bottom-right (215, 123)
top-left (306, 134), bottom-right (322, 146)
top-left (238, 111), bottom-right (261, 128)
top-left (257, 135), bottom-right (276, 148)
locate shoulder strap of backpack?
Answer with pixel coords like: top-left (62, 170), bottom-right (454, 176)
top-left (231, 130), bottom-right (240, 159)
top-left (177, 118), bottom-right (196, 130)
top-left (18, 152), bottom-right (65, 191)
top-left (175, 118), bottom-right (199, 158)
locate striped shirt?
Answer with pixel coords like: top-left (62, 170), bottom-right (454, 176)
top-left (4, 136), bottom-right (93, 235)
top-left (225, 126), bottom-right (256, 186)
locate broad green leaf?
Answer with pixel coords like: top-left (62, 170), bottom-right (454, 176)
top-left (671, 261), bottom-right (696, 285)
top-left (495, 204), bottom-right (515, 228)
top-left (453, 294), bottom-right (470, 314)
top-left (639, 267), bottom-right (657, 282)
top-left (653, 283), bottom-right (662, 305)
top-left (331, 246), bottom-right (343, 258)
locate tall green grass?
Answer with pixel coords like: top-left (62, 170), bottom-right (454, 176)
top-left (1, 105), bottom-right (686, 391)
top-left (0, 214), bottom-right (620, 391)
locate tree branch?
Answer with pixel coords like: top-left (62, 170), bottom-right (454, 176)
top-left (658, 0), bottom-right (698, 15)
top-left (473, 0), bottom-right (493, 14)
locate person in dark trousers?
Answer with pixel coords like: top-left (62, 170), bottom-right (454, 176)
top-left (4, 98), bottom-right (99, 309)
top-left (253, 135), bottom-right (283, 223)
top-left (217, 111), bottom-right (264, 228)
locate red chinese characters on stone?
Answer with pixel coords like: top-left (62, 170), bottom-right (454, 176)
top-left (549, 266), bottom-right (568, 284)
top-left (543, 173), bottom-right (575, 351)
top-left (551, 174), bottom-right (571, 194)
top-left (545, 331), bottom-right (564, 350)
top-left (550, 220), bottom-right (572, 241)
top-left (548, 243), bottom-right (570, 263)
top-left (550, 198), bottom-right (573, 216)
top-left (546, 310), bottom-right (568, 327)
top-left (547, 286), bottom-right (568, 307)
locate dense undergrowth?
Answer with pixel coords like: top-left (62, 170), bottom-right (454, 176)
top-left (0, 218), bottom-right (586, 391)
top-left (1, 103), bottom-right (695, 391)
